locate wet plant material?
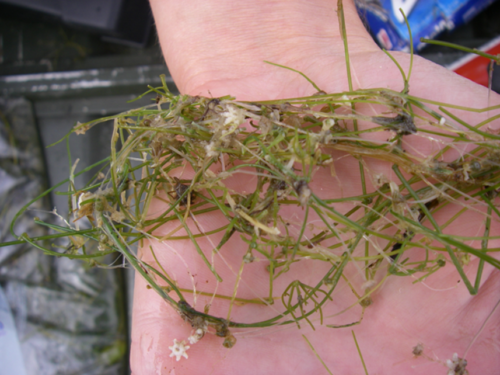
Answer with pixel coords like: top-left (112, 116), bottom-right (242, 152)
top-left (3, 3), bottom-right (500, 350)
top-left (4, 69), bottom-right (500, 347)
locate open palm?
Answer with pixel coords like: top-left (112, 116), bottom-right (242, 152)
top-left (131, 1), bottom-right (500, 374)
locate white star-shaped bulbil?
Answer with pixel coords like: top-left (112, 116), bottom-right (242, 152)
top-left (169, 339), bottom-right (190, 361)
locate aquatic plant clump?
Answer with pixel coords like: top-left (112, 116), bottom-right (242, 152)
top-left (8, 68), bottom-right (500, 347)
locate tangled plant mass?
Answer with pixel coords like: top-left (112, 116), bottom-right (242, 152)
top-left (5, 48), bottom-right (500, 373)
top-left (12, 66), bottom-right (499, 347)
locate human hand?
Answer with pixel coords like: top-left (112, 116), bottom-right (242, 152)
top-left (131, 1), bottom-right (500, 374)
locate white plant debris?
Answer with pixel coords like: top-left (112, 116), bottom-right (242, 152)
top-left (188, 328), bottom-right (206, 345)
top-left (446, 353), bottom-right (468, 375)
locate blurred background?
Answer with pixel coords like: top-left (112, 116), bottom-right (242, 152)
top-left (0, 1), bottom-right (499, 374)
